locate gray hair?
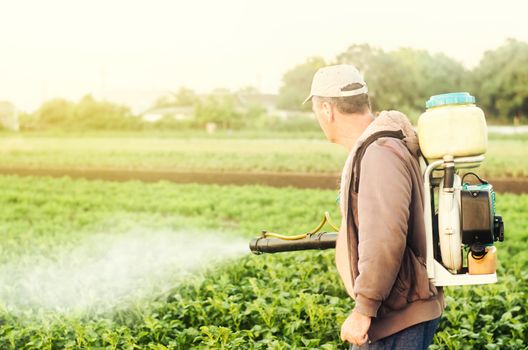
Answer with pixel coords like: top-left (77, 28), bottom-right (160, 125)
top-left (313, 83), bottom-right (371, 114)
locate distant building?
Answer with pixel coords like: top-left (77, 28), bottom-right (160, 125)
top-left (140, 106), bottom-right (194, 123)
top-left (141, 91), bottom-right (312, 123)
top-left (0, 101), bottom-right (19, 131)
top-left (236, 92), bottom-right (312, 119)
top-left (236, 92), bottom-right (277, 111)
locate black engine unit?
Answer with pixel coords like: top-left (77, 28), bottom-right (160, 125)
top-left (460, 172), bottom-right (504, 245)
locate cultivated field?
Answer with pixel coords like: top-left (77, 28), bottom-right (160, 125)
top-left (0, 132), bottom-right (526, 179)
top-left (0, 176), bottom-right (526, 349)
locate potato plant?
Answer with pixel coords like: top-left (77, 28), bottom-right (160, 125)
top-left (0, 176), bottom-right (525, 349)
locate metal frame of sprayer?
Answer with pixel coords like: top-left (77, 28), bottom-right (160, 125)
top-left (422, 154), bottom-right (504, 287)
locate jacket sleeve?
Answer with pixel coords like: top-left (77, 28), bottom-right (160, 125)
top-left (352, 141), bottom-right (412, 318)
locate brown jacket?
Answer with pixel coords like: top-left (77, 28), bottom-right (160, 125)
top-left (335, 110), bottom-right (446, 343)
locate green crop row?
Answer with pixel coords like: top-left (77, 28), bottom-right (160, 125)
top-left (0, 134), bottom-right (526, 178)
top-left (0, 176), bottom-right (525, 349)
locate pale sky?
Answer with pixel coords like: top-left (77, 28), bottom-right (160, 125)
top-left (1, 0), bottom-right (527, 112)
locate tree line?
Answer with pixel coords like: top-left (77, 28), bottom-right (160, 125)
top-left (9, 38), bottom-right (527, 132)
top-left (279, 38), bottom-right (528, 123)
top-left (15, 90), bottom-right (315, 132)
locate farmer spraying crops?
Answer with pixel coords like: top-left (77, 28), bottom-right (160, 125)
top-left (250, 64), bottom-right (506, 347)
top-left (304, 64), bottom-right (445, 349)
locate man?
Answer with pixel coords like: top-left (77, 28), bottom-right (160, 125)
top-left (304, 65), bottom-right (445, 349)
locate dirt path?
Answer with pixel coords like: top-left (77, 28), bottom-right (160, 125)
top-left (0, 167), bottom-right (526, 193)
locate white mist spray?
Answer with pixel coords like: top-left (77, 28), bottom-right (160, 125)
top-left (0, 227), bottom-right (248, 315)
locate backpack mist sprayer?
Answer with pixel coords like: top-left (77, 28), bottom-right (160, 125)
top-left (249, 92), bottom-right (505, 287)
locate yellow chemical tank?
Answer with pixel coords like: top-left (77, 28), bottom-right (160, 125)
top-left (417, 92), bottom-right (488, 161)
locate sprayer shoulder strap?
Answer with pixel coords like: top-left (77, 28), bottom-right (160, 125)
top-left (351, 129), bottom-right (406, 194)
top-left (349, 129), bottom-right (406, 234)
top-left (346, 129), bottom-right (406, 287)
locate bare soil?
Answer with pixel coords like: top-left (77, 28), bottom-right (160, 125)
top-left (0, 167), bottom-right (526, 193)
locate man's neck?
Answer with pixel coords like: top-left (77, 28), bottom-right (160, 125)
top-left (334, 111), bottom-right (375, 151)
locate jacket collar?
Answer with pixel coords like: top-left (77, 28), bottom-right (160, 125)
top-left (354, 110), bottom-right (419, 157)
top-left (339, 110), bottom-right (419, 216)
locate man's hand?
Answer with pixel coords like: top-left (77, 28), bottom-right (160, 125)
top-left (340, 310), bottom-right (371, 346)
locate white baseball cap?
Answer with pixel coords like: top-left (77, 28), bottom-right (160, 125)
top-left (303, 64), bottom-right (368, 104)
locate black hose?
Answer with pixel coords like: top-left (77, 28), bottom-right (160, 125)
top-left (462, 172), bottom-right (489, 185)
top-left (443, 163), bottom-right (454, 188)
top-left (249, 232), bottom-right (337, 254)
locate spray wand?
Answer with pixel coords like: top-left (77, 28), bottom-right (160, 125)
top-left (249, 212), bottom-right (340, 254)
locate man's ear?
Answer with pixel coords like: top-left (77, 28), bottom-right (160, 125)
top-left (321, 101), bottom-right (334, 123)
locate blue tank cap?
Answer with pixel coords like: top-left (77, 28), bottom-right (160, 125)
top-left (426, 92), bottom-right (476, 109)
